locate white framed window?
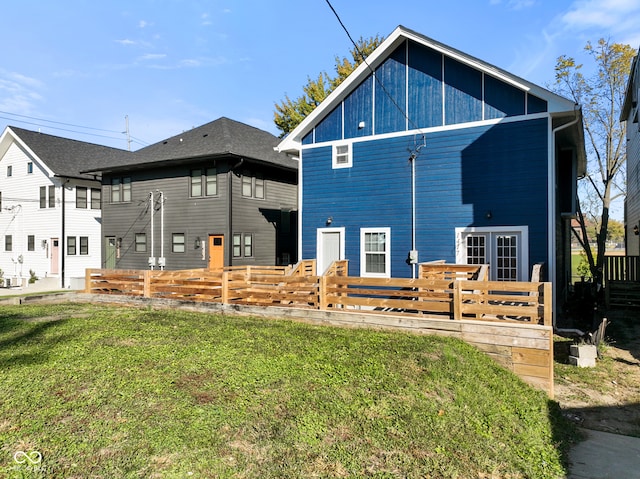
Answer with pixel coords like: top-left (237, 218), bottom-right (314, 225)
top-left (332, 143), bottom-right (352, 169)
top-left (360, 227), bottom-right (391, 278)
top-left (455, 226), bottom-right (529, 281)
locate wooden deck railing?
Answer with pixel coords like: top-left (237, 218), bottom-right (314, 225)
top-left (604, 255), bottom-right (640, 283)
top-left (86, 262), bottom-right (551, 325)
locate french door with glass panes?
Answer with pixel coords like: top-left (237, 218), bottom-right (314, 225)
top-left (455, 227), bottom-right (528, 281)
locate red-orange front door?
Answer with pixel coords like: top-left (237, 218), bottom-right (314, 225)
top-left (208, 235), bottom-right (224, 269)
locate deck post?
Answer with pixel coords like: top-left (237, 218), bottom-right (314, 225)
top-left (452, 280), bottom-right (461, 320)
top-left (319, 275), bottom-right (327, 310)
top-left (143, 270), bottom-right (151, 298)
top-left (543, 282), bottom-right (552, 326)
top-left (85, 268), bottom-right (94, 293)
top-left (221, 271), bottom-right (229, 304)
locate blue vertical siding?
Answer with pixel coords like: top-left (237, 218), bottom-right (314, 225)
top-left (444, 57), bottom-right (482, 125)
top-left (484, 75), bottom-right (526, 119)
top-left (301, 118), bottom-right (549, 278)
top-left (408, 40), bottom-right (443, 129)
top-left (344, 77), bottom-right (373, 138)
top-left (374, 45), bottom-right (407, 134)
top-left (315, 105), bottom-right (342, 143)
top-left (527, 94), bottom-right (548, 114)
top-left (305, 41), bottom-right (548, 145)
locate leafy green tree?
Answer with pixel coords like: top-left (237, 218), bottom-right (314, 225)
top-left (554, 39), bottom-right (635, 290)
top-left (274, 35), bottom-right (384, 137)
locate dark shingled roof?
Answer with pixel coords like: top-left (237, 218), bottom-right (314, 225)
top-left (86, 117), bottom-right (297, 173)
top-left (8, 126), bottom-right (130, 179)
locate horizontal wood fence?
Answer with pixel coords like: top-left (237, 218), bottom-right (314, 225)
top-left (84, 261), bottom-right (554, 395)
top-left (86, 262), bottom-right (551, 326)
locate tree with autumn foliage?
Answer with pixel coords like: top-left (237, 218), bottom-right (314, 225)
top-left (274, 35), bottom-right (384, 137)
top-left (554, 39), bottom-right (636, 292)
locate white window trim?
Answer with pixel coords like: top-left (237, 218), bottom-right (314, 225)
top-left (332, 141), bottom-right (352, 169)
top-left (454, 226), bottom-right (529, 281)
top-left (360, 227), bottom-right (391, 278)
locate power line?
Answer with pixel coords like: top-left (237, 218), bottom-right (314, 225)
top-left (323, 0), bottom-right (424, 135)
top-left (0, 111), bottom-right (150, 147)
top-left (0, 110), bottom-right (122, 134)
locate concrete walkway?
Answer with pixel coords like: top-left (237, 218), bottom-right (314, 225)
top-left (567, 428), bottom-right (640, 479)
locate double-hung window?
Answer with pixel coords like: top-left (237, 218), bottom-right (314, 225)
top-left (172, 233), bottom-right (185, 253)
top-left (48, 186), bottom-right (56, 208)
top-left (455, 226), bottom-right (528, 281)
top-left (135, 233), bottom-right (147, 252)
top-left (332, 143), bottom-right (352, 169)
top-left (91, 188), bottom-right (101, 209)
top-left (232, 233), bottom-right (253, 257)
top-left (67, 236), bottom-right (77, 255)
top-left (76, 187), bottom-right (88, 208)
top-left (360, 227), bottom-right (390, 278)
top-left (190, 168), bottom-right (217, 197)
top-left (111, 177), bottom-right (131, 203)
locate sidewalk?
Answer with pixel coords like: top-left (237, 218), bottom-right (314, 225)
top-left (0, 277), bottom-right (69, 297)
top-left (567, 428), bottom-right (640, 478)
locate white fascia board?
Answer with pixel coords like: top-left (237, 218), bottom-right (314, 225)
top-left (0, 126), bottom-right (56, 177)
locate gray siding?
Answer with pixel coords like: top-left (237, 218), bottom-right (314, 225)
top-left (101, 157), bottom-right (297, 270)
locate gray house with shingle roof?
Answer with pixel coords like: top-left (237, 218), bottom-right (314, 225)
top-left (0, 126), bottom-right (130, 288)
top-left (85, 117), bottom-right (298, 270)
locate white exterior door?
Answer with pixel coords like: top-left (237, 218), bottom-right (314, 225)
top-left (317, 228), bottom-right (345, 274)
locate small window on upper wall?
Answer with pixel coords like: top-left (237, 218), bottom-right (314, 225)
top-left (76, 187), bottom-right (88, 208)
top-left (27, 162), bottom-right (33, 174)
top-left (7, 166), bottom-right (12, 177)
top-left (333, 143), bottom-right (352, 169)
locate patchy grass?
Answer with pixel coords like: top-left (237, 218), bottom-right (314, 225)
top-left (0, 303), bottom-right (576, 478)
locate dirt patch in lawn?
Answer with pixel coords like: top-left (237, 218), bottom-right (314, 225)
top-left (554, 310), bottom-right (640, 437)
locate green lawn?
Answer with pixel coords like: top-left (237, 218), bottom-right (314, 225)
top-left (0, 303), bottom-right (576, 478)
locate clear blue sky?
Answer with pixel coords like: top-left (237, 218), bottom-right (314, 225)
top-left (1, 0), bottom-right (639, 150)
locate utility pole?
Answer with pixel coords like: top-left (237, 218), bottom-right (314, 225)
top-left (124, 115), bottom-right (131, 151)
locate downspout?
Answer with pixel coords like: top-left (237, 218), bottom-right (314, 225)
top-left (550, 105), bottom-right (581, 329)
top-left (159, 191), bottom-right (165, 270)
top-left (61, 178), bottom-right (68, 288)
top-left (149, 192), bottom-right (154, 269)
top-left (229, 158), bottom-right (244, 265)
top-left (410, 153), bottom-right (416, 279)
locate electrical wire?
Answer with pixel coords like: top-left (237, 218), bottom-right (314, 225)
top-left (0, 111), bottom-right (150, 147)
top-left (323, 0), bottom-right (423, 135)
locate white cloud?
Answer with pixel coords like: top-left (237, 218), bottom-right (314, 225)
top-left (0, 71), bottom-right (44, 115)
top-left (116, 39), bottom-right (137, 46)
top-left (139, 53), bottom-right (167, 61)
top-left (489, 0), bottom-right (536, 9)
top-left (201, 13), bottom-right (212, 26)
top-left (139, 20), bottom-right (148, 28)
top-left (562, 0), bottom-right (640, 31)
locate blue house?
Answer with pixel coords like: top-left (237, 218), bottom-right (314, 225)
top-left (277, 26), bottom-right (585, 318)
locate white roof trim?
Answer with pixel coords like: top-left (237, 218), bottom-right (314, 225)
top-left (277, 25), bottom-right (577, 153)
top-left (0, 126), bottom-right (56, 177)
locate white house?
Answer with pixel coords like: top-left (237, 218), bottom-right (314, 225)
top-left (0, 126), bottom-right (129, 289)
